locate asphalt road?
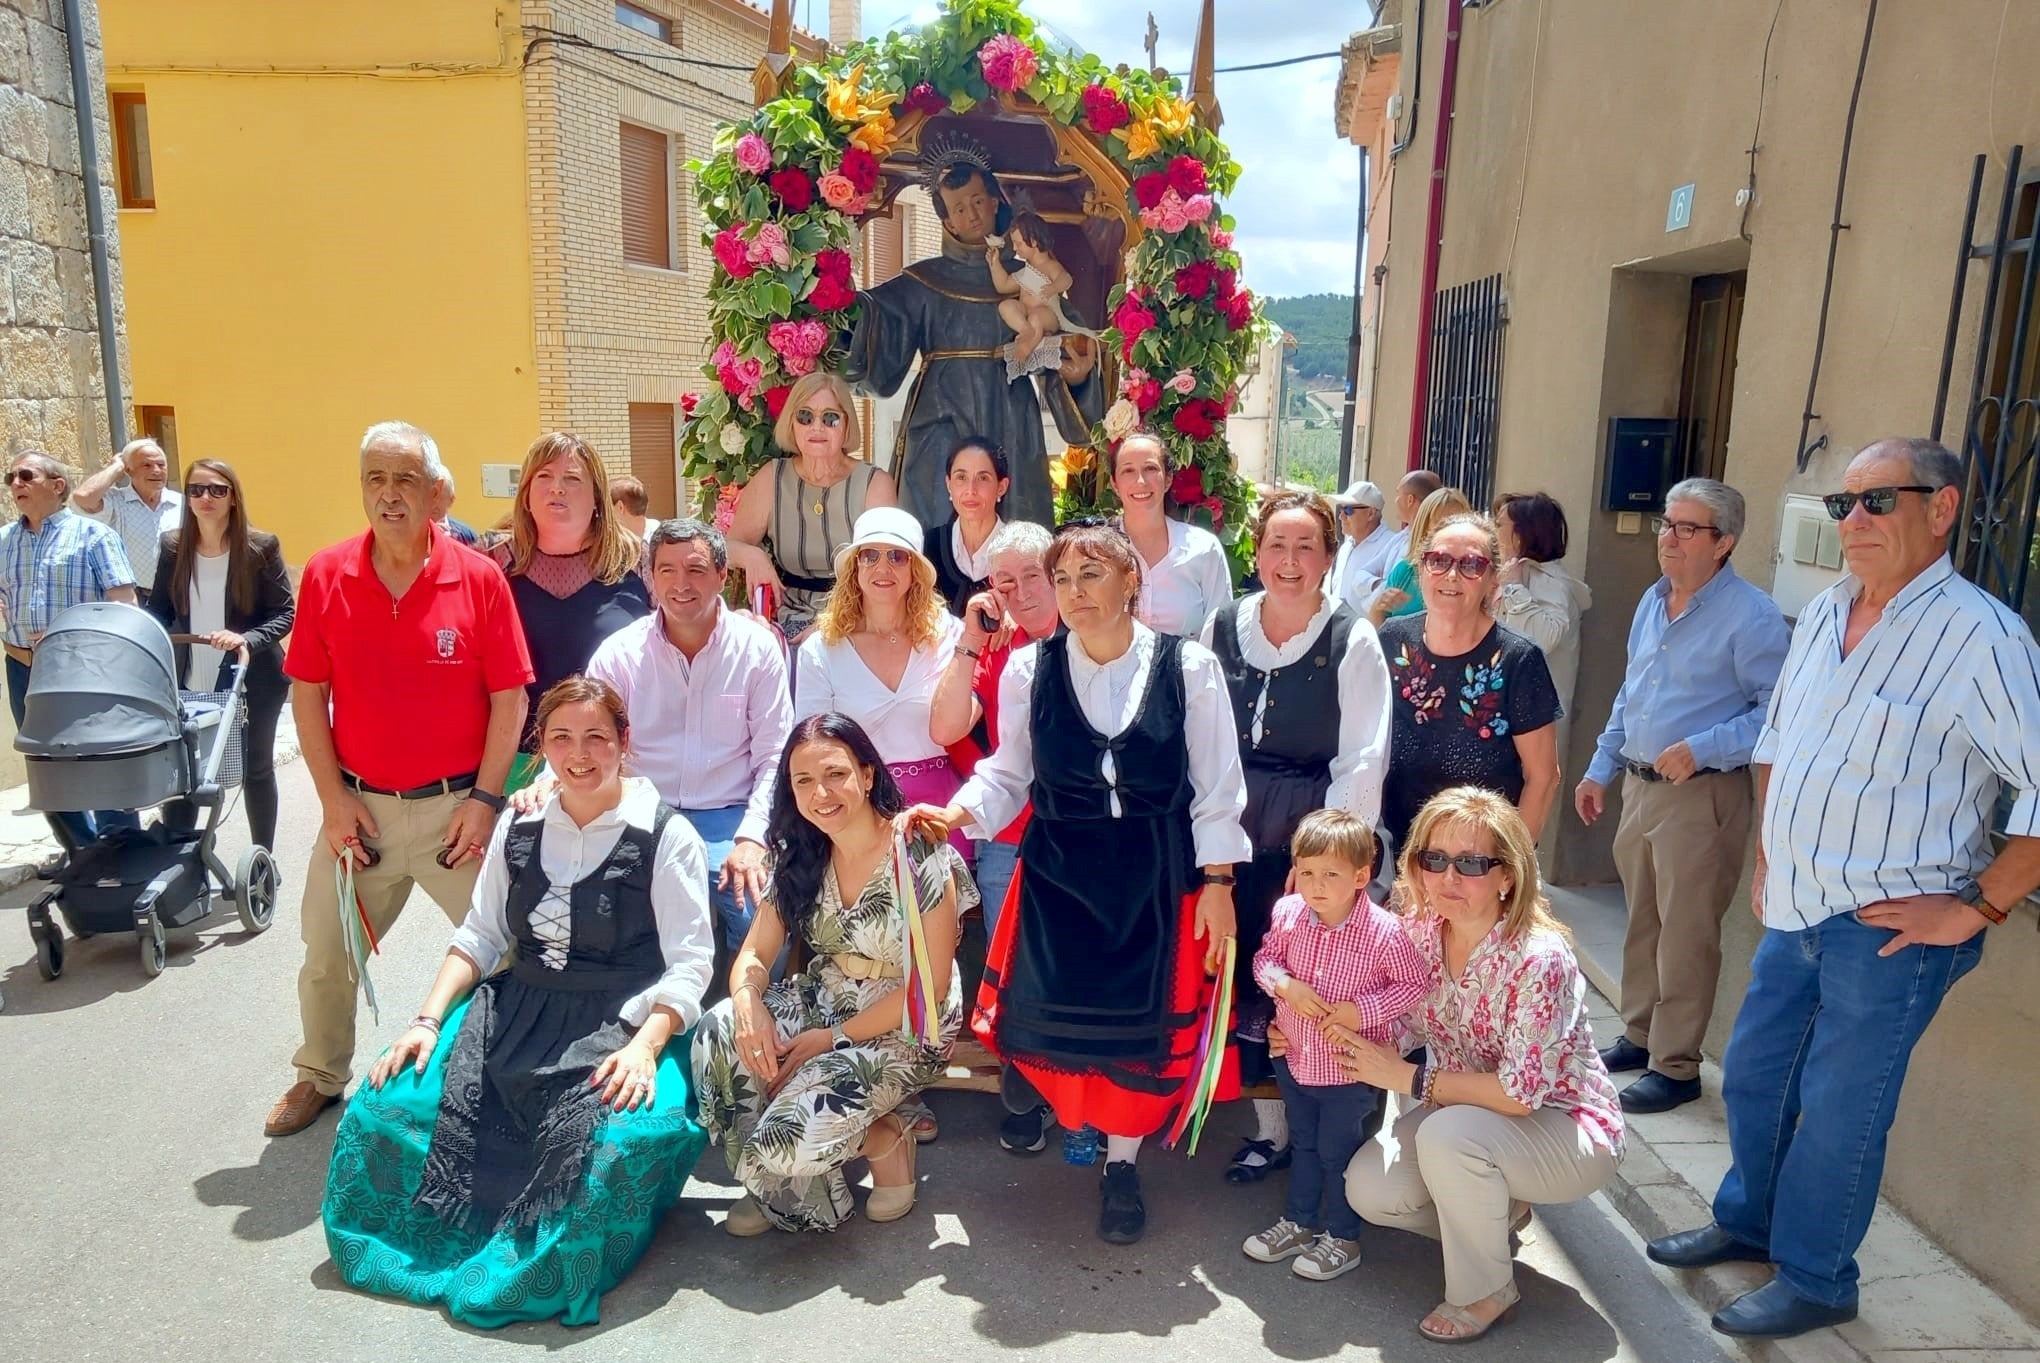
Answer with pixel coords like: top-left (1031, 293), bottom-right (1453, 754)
top-left (0, 756), bottom-right (1731, 1363)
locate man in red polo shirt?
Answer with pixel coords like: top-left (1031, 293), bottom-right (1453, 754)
top-left (264, 420), bottom-right (532, 1138)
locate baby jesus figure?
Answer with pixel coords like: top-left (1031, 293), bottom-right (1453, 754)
top-left (987, 212), bottom-right (1100, 381)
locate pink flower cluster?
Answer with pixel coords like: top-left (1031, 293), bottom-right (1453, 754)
top-left (713, 339), bottom-right (767, 408)
top-left (1139, 187), bottom-right (1215, 234)
top-left (978, 34), bottom-right (1039, 92)
top-left (733, 133), bottom-right (772, 176)
top-left (766, 317), bottom-right (831, 377)
top-left (711, 221), bottom-right (793, 280)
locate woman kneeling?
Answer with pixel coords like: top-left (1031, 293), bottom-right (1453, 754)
top-left (692, 713), bottom-right (965, 1234)
top-left (322, 677), bottom-right (716, 1328)
top-left (1320, 787), bottom-right (1623, 1343)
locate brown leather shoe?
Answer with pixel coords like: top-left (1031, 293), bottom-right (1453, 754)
top-left (264, 1080), bottom-right (337, 1137)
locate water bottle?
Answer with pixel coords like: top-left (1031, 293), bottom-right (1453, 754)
top-left (1062, 1124), bottom-right (1100, 1166)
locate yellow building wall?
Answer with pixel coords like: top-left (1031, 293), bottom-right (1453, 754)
top-left (101, 1), bottom-right (539, 564)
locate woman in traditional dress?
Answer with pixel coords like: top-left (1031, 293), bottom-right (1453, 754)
top-left (1112, 431), bottom-right (1234, 637)
top-left (321, 677), bottom-right (715, 1329)
top-left (490, 432), bottom-right (652, 792)
top-left (1197, 490), bottom-right (1392, 1186)
top-left (923, 434), bottom-right (1009, 615)
top-left (692, 713), bottom-right (965, 1234)
top-left (905, 520), bottom-right (1250, 1245)
top-left (727, 371), bottom-right (900, 640)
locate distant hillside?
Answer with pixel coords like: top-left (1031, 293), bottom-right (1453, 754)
top-left (1263, 293), bottom-right (1354, 380)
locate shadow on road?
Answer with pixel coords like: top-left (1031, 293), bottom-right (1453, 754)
top-left (194, 1112), bottom-right (340, 1243)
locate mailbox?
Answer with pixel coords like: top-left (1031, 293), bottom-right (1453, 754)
top-left (1602, 417), bottom-right (1681, 513)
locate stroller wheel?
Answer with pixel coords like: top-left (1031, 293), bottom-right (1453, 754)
top-left (234, 846), bottom-right (278, 934)
top-left (138, 917), bottom-right (166, 977)
top-left (34, 923), bottom-right (64, 981)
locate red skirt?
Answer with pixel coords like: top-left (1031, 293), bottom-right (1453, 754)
top-left (972, 857), bottom-right (1235, 1138)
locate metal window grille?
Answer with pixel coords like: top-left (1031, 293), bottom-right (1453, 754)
top-left (1421, 274), bottom-right (1506, 509)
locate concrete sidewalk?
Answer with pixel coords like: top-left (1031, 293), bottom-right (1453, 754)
top-left (1551, 883), bottom-right (2040, 1363)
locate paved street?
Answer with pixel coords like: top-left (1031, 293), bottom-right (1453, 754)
top-left (0, 755), bottom-right (1729, 1363)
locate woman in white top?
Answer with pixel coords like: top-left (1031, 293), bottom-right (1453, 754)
top-left (1490, 492), bottom-right (1592, 770)
top-left (904, 520), bottom-right (1251, 1246)
top-left (1112, 431), bottom-right (1234, 636)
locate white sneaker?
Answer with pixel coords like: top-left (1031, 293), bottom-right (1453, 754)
top-left (1292, 1232), bottom-right (1364, 1280)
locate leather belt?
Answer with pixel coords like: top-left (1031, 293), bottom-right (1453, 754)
top-left (829, 952), bottom-right (902, 981)
top-left (3, 643), bottom-right (31, 667)
top-left (343, 770), bottom-right (478, 800)
top-left (923, 347), bottom-right (1002, 362)
top-left (1624, 760), bottom-right (1748, 784)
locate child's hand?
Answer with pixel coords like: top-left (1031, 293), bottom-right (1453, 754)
top-left (1322, 1002), bottom-right (1362, 1034)
top-left (1279, 977), bottom-right (1330, 1020)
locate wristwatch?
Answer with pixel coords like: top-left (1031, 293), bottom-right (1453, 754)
top-left (830, 1025), bottom-right (854, 1051)
top-left (467, 787), bottom-right (507, 813)
top-left (1955, 879), bottom-right (2008, 926)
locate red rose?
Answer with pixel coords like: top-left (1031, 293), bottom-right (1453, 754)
top-left (1112, 291), bottom-right (1157, 341)
top-left (680, 392), bottom-right (700, 418)
top-left (1166, 155), bottom-right (1208, 199)
top-left (1170, 465), bottom-right (1205, 504)
top-left (1174, 259), bottom-right (1217, 300)
top-left (1202, 494), bottom-right (1226, 527)
top-left (815, 247), bottom-right (853, 282)
top-left (712, 224), bottom-right (756, 280)
top-left (807, 272), bottom-right (856, 311)
top-left (1212, 265), bottom-right (1238, 301)
top-left (768, 168), bottom-right (814, 213)
top-left (1082, 84), bottom-right (1130, 135)
top-left (1172, 401), bottom-right (1217, 442)
top-left (1221, 287), bottom-right (1254, 331)
top-left (764, 384), bottom-right (793, 420)
top-left (1129, 378), bottom-right (1161, 412)
top-left (1133, 173), bottom-right (1170, 210)
top-left (840, 146), bottom-right (880, 195)
top-left (904, 82), bottom-right (948, 117)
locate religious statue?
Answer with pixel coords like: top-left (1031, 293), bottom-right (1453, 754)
top-left (989, 212), bottom-right (1101, 382)
top-left (845, 133), bottom-right (1103, 529)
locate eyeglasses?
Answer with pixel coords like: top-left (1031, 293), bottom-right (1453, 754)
top-left (1414, 849), bottom-right (1505, 877)
top-left (795, 408), bottom-right (845, 428)
top-left (1651, 516), bottom-right (1722, 540)
top-left (185, 483), bottom-right (232, 500)
top-left (1420, 550), bottom-right (1493, 580)
top-left (855, 546), bottom-right (913, 568)
top-left (5, 471), bottom-right (43, 486)
top-left (1821, 485), bottom-right (1937, 520)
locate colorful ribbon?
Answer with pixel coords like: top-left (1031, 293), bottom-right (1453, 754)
top-left (334, 843), bottom-right (381, 1025)
top-left (1164, 935), bottom-right (1236, 1155)
top-left (894, 834), bottom-right (942, 1046)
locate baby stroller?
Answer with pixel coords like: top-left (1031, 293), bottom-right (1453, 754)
top-left (17, 602), bottom-right (278, 980)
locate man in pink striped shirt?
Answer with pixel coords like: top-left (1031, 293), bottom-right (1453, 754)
top-left (1242, 810), bottom-right (1429, 1281)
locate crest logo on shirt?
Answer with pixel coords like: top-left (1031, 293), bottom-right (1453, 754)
top-left (435, 628), bottom-right (456, 659)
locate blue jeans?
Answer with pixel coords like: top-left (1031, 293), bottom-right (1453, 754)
top-left (681, 805), bottom-right (753, 951)
top-left (1275, 1057), bottom-right (1378, 1241)
top-left (6, 654), bottom-right (136, 847)
top-left (974, 838), bottom-right (1019, 941)
top-left (1713, 911), bottom-right (1983, 1308)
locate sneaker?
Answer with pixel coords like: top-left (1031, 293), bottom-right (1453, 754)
top-left (1292, 1232), bottom-right (1364, 1281)
top-left (1097, 1160), bottom-right (1146, 1244)
top-left (1241, 1217), bottom-right (1316, 1262)
top-left (999, 1104), bottom-right (1055, 1155)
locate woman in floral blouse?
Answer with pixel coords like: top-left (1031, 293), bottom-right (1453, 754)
top-left (691, 713), bottom-right (966, 1235)
top-left (1315, 786), bottom-right (1623, 1343)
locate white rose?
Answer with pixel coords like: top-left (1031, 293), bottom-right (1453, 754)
top-left (1103, 398), bottom-right (1139, 441)
top-left (718, 422), bottom-right (746, 455)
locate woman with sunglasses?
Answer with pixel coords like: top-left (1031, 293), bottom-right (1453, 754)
top-left (1367, 486), bottom-right (1473, 626)
top-left (924, 435), bottom-right (1010, 616)
top-left (145, 459), bottom-right (296, 850)
top-left (1111, 432), bottom-right (1234, 637)
top-left (1312, 786), bottom-right (1622, 1343)
top-left (727, 372), bottom-right (899, 641)
top-left (1377, 513), bottom-right (1563, 856)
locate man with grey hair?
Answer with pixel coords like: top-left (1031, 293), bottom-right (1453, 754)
top-left (1576, 476), bottom-right (1790, 1116)
top-left (428, 463), bottom-right (478, 546)
top-left (585, 518), bottom-right (791, 959)
top-left (265, 420), bottom-right (532, 1138)
top-left (1650, 438), bottom-right (2040, 1340)
top-left (1329, 479), bottom-right (1392, 612)
top-left (72, 437), bottom-right (182, 601)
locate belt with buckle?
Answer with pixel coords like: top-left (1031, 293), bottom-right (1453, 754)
top-left (828, 952), bottom-right (903, 981)
top-left (1624, 760), bottom-right (1748, 783)
top-left (342, 770), bottom-right (478, 800)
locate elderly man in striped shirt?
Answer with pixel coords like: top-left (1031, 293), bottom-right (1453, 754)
top-left (1648, 438), bottom-right (2040, 1341)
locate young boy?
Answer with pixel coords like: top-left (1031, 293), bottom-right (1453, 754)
top-left (1241, 809), bottom-right (1429, 1280)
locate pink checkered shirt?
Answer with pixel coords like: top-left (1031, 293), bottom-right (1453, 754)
top-left (1253, 893), bottom-right (1428, 1088)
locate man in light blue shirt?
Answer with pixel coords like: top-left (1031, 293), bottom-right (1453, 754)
top-left (1574, 477), bottom-right (1789, 1116)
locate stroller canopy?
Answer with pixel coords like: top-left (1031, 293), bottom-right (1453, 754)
top-left (15, 602), bottom-right (184, 758)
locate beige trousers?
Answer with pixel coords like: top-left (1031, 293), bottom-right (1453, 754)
top-left (1345, 1096), bottom-right (1619, 1305)
top-left (1611, 768), bottom-right (1754, 1080)
top-left (293, 788), bottom-right (480, 1095)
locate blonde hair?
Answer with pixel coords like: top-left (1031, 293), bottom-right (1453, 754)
top-left (817, 547), bottom-right (946, 649)
top-left (772, 372), bottom-right (863, 455)
top-left (1291, 808), bottom-right (1376, 871)
top-left (1402, 486), bottom-right (1474, 565)
top-left (505, 432), bottom-right (640, 585)
top-left (1396, 786), bottom-right (1566, 942)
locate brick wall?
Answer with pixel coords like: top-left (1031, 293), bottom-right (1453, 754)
top-left (0, 0), bottom-right (128, 474)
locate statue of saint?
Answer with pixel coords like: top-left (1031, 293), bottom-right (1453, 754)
top-left (845, 133), bottom-right (1103, 528)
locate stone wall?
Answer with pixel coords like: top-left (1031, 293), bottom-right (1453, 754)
top-left (0, 0), bottom-right (127, 474)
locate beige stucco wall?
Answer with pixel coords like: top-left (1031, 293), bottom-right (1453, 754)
top-left (1352, 0), bottom-right (2040, 1319)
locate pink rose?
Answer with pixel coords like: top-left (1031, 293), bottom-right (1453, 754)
top-left (795, 317), bottom-right (830, 356)
top-left (766, 320), bottom-right (802, 358)
top-left (732, 356), bottom-right (764, 391)
top-left (1211, 228), bottom-right (1234, 249)
top-left (1159, 200), bottom-right (1190, 234)
top-left (746, 222), bottom-right (792, 269)
top-left (712, 339), bottom-right (737, 369)
top-left (783, 352), bottom-right (817, 377)
top-left (1183, 194), bottom-right (1214, 224)
top-left (1122, 366), bottom-right (1151, 389)
top-left (733, 133), bottom-right (772, 176)
top-left (978, 34), bottom-right (1039, 92)
top-left (819, 172), bottom-right (859, 210)
top-left (1166, 369), bottom-right (1196, 395)
top-left (713, 481), bottom-right (741, 533)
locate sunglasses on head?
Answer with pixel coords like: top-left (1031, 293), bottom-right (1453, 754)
top-left (185, 483), bottom-right (232, 500)
top-left (795, 408), bottom-right (845, 428)
top-left (1420, 550), bottom-right (1493, 580)
top-left (1821, 485), bottom-right (1936, 520)
top-left (855, 546), bottom-right (912, 568)
top-left (1415, 849), bottom-right (1505, 877)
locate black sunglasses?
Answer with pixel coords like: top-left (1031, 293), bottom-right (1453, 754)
top-left (185, 483), bottom-right (232, 500)
top-left (1055, 515), bottom-right (1115, 532)
top-left (1415, 849), bottom-right (1505, 877)
top-left (6, 470), bottom-right (44, 485)
top-left (795, 408), bottom-right (845, 428)
top-left (1821, 485), bottom-right (1937, 520)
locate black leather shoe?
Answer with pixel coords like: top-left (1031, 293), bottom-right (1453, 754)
top-left (1711, 1279), bottom-right (1857, 1338)
top-left (1621, 1070), bottom-right (1702, 1113)
top-left (1224, 1137), bottom-right (1292, 1184)
top-left (999, 1105), bottom-right (1054, 1155)
top-left (1598, 1036), bottom-right (1650, 1072)
top-left (1647, 1223), bottom-right (1770, 1269)
top-left (1098, 1161), bottom-right (1146, 1244)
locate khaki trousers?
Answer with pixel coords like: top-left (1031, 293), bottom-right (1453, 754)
top-left (1345, 1096), bottom-right (1619, 1305)
top-left (293, 789), bottom-right (480, 1095)
top-left (1611, 768), bottom-right (1754, 1080)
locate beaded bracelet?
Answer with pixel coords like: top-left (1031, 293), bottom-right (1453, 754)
top-left (1421, 1064), bottom-right (1442, 1106)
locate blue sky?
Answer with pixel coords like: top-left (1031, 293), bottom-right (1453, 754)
top-left (859, 2), bottom-right (1365, 300)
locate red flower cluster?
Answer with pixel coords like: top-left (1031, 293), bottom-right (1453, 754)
top-left (840, 146), bottom-right (880, 195)
top-left (679, 392), bottom-right (700, 419)
top-left (1113, 291), bottom-right (1158, 361)
top-left (808, 248), bottom-right (856, 311)
top-left (1082, 84), bottom-right (1130, 135)
top-left (1220, 285), bottom-right (1254, 332)
top-left (769, 168), bottom-right (814, 213)
top-left (1171, 397), bottom-right (1227, 442)
top-left (712, 224), bottom-right (756, 280)
top-left (1127, 377), bottom-right (1161, 412)
top-left (1133, 172), bottom-right (1170, 210)
top-left (1174, 259), bottom-right (1218, 299)
top-left (1203, 495), bottom-right (1226, 527)
top-left (1167, 155), bottom-right (1208, 199)
top-left (764, 384), bottom-right (793, 420)
top-left (904, 82), bottom-right (948, 117)
top-left (1170, 465), bottom-right (1206, 504)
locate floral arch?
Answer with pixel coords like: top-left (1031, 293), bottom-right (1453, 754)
top-left (681, 0), bottom-right (1263, 546)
